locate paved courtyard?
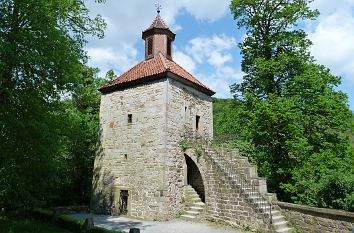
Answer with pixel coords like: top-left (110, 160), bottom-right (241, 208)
top-left (69, 214), bottom-right (242, 233)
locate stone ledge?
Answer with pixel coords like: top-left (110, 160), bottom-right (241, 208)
top-left (277, 201), bottom-right (354, 222)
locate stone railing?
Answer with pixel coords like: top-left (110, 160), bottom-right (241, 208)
top-left (277, 201), bottom-right (354, 232)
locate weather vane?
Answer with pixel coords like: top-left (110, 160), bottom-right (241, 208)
top-left (155, 0), bottom-right (162, 14)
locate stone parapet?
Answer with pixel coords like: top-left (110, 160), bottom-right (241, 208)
top-left (277, 201), bottom-right (354, 233)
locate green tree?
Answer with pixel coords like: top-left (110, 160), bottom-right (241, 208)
top-left (229, 0), bottom-right (354, 207)
top-left (0, 0), bottom-right (106, 209)
top-left (53, 67), bottom-right (106, 206)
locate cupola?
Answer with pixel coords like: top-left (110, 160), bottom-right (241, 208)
top-left (142, 14), bottom-right (176, 60)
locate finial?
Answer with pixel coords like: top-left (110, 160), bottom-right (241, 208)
top-left (155, 0), bottom-right (162, 14)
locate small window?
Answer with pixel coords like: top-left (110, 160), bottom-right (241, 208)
top-left (196, 115), bottom-right (200, 131)
top-left (124, 154), bottom-right (128, 160)
top-left (128, 114), bottom-right (132, 123)
top-left (167, 38), bottom-right (172, 57)
top-left (147, 37), bottom-right (153, 56)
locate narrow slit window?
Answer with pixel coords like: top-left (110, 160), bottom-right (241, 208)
top-left (196, 115), bottom-right (200, 131)
top-left (128, 114), bottom-right (132, 123)
top-left (167, 38), bottom-right (172, 57)
top-left (147, 37), bottom-right (153, 56)
top-left (124, 154), bottom-right (128, 160)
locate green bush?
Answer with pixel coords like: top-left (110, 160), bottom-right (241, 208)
top-left (54, 215), bottom-right (84, 232)
top-left (317, 173), bottom-right (354, 211)
top-left (90, 226), bottom-right (122, 233)
top-left (31, 208), bottom-right (54, 222)
top-left (30, 208), bottom-right (122, 233)
top-left (0, 216), bottom-right (73, 233)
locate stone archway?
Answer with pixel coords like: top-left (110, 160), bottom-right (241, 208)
top-left (184, 154), bottom-right (205, 202)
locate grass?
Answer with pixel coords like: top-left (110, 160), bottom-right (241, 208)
top-left (0, 216), bottom-right (73, 233)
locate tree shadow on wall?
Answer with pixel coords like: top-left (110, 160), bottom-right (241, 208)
top-left (90, 127), bottom-right (115, 215)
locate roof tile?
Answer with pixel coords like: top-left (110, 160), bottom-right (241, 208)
top-left (144, 15), bottom-right (168, 31)
top-left (100, 53), bottom-right (215, 95)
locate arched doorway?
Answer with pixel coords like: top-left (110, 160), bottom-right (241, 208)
top-left (185, 154), bottom-right (205, 202)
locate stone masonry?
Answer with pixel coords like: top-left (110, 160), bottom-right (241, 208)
top-left (91, 77), bottom-right (213, 220)
top-left (277, 202), bottom-right (354, 233)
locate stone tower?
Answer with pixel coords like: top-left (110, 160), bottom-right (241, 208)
top-left (91, 13), bottom-right (215, 220)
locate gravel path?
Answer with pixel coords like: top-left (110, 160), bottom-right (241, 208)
top-left (69, 214), bottom-right (242, 233)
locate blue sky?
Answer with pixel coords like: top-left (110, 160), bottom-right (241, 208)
top-left (86, 0), bottom-right (354, 111)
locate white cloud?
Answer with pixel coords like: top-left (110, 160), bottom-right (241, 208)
top-left (179, 0), bottom-right (230, 22)
top-left (197, 65), bottom-right (243, 98)
top-left (174, 50), bottom-right (196, 74)
top-left (174, 34), bottom-right (240, 97)
top-left (307, 0), bottom-right (354, 84)
top-left (87, 46), bottom-right (137, 77)
top-left (186, 35), bottom-right (237, 67)
top-left (208, 51), bottom-right (233, 67)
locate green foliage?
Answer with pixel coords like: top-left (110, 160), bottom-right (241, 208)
top-left (228, 0), bottom-right (354, 208)
top-left (31, 208), bottom-right (122, 233)
top-left (179, 140), bottom-right (204, 158)
top-left (0, 0), bottom-right (106, 209)
top-left (0, 216), bottom-right (72, 233)
top-left (230, 0), bottom-right (319, 99)
top-left (180, 140), bottom-right (192, 152)
top-left (51, 67), bottom-right (106, 206)
top-left (91, 226), bottom-right (122, 233)
top-left (55, 215), bottom-right (84, 233)
top-left (213, 98), bottom-right (257, 161)
top-left (31, 208), bottom-right (54, 222)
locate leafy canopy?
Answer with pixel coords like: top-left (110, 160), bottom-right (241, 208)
top-left (0, 0), bottom-right (106, 209)
top-left (228, 0), bottom-right (354, 208)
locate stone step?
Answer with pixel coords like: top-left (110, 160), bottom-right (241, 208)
top-left (273, 221), bottom-right (289, 231)
top-left (255, 201), bottom-right (268, 206)
top-left (181, 214), bottom-right (196, 219)
top-left (275, 227), bottom-right (293, 233)
top-left (185, 210), bottom-right (199, 215)
top-left (272, 215), bottom-right (284, 222)
top-left (194, 202), bottom-right (205, 206)
top-left (190, 206), bottom-right (204, 211)
top-left (185, 193), bottom-right (199, 198)
top-left (271, 210), bottom-right (282, 217)
top-left (272, 215), bottom-right (285, 223)
top-left (246, 192), bottom-right (259, 196)
top-left (182, 185), bottom-right (205, 221)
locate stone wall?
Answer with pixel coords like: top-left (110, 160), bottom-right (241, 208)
top-left (162, 78), bottom-right (213, 217)
top-left (277, 201), bottom-right (354, 233)
top-left (184, 149), bottom-right (271, 231)
top-left (92, 77), bottom-right (214, 220)
top-left (92, 79), bottom-right (169, 219)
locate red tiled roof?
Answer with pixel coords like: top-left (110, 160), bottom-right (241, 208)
top-left (144, 15), bottom-right (168, 31)
top-left (99, 53), bottom-right (215, 96)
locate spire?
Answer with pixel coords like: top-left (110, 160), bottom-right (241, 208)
top-left (155, 0), bottom-right (162, 14)
top-left (142, 13), bottom-right (176, 60)
top-left (145, 14), bottom-right (169, 31)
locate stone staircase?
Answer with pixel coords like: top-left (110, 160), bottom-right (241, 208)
top-left (181, 185), bottom-right (205, 220)
top-left (272, 209), bottom-right (293, 233)
top-left (199, 143), bottom-right (293, 233)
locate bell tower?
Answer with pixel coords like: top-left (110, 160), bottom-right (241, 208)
top-left (92, 4), bottom-right (214, 220)
top-left (142, 12), bottom-right (175, 60)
